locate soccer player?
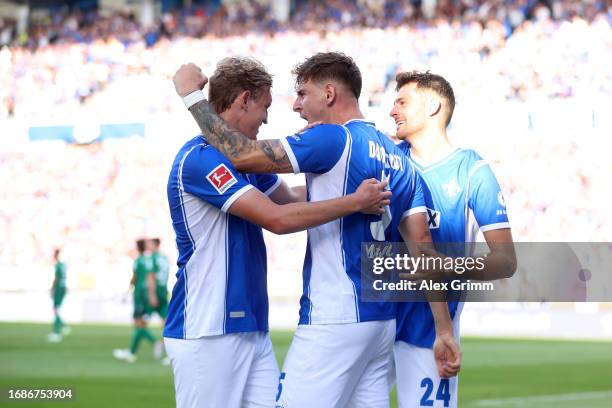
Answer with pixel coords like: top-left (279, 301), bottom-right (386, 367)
top-left (390, 71), bottom-right (517, 407)
top-left (172, 53), bottom-right (461, 408)
top-left (163, 56), bottom-right (391, 408)
top-left (113, 238), bottom-right (159, 363)
top-left (48, 248), bottom-right (68, 343)
top-left (149, 237), bottom-right (170, 363)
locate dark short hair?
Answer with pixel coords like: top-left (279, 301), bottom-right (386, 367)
top-left (209, 57), bottom-right (273, 114)
top-left (395, 71), bottom-right (456, 126)
top-left (136, 239), bottom-right (146, 254)
top-left (292, 52), bottom-right (362, 99)
top-left (151, 238), bottom-right (161, 248)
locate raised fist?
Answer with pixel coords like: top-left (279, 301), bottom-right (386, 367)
top-left (173, 63), bottom-right (208, 97)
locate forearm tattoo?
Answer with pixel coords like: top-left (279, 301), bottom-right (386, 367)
top-left (189, 100), bottom-right (292, 172)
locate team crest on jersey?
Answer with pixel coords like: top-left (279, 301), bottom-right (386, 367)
top-left (206, 164), bottom-right (237, 194)
top-left (426, 207), bottom-right (441, 229)
top-left (442, 178), bottom-right (461, 198)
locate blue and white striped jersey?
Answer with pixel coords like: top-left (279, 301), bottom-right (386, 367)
top-left (163, 135), bottom-right (280, 339)
top-left (395, 144), bottom-right (510, 348)
top-left (280, 120), bottom-right (426, 325)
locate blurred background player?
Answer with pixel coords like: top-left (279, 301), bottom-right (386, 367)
top-left (149, 237), bottom-right (170, 364)
top-left (173, 53), bottom-right (460, 408)
top-left (113, 238), bottom-right (161, 363)
top-left (48, 248), bottom-right (69, 343)
top-left (390, 71), bottom-right (516, 407)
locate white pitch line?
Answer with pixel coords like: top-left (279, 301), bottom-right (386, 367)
top-left (472, 390), bottom-right (612, 407)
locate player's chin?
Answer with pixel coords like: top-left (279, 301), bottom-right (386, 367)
top-left (395, 129), bottom-right (409, 140)
top-left (248, 127), bottom-right (261, 140)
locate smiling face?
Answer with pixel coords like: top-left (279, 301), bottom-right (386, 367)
top-left (292, 79), bottom-right (328, 124)
top-left (240, 87), bottom-right (272, 140)
top-left (389, 82), bottom-right (429, 141)
top-left (208, 56), bottom-right (273, 139)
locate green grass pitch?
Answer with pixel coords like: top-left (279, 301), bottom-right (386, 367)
top-left (1, 322), bottom-right (611, 407)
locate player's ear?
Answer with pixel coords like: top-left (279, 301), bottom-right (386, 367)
top-left (235, 90), bottom-right (250, 111)
top-left (324, 83), bottom-right (336, 106)
top-left (428, 97), bottom-right (441, 118)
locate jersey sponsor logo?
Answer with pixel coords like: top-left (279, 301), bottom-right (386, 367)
top-left (206, 164), bottom-right (237, 194)
top-left (442, 178), bottom-right (461, 198)
top-left (498, 191), bottom-right (506, 207)
top-left (426, 207), bottom-right (441, 229)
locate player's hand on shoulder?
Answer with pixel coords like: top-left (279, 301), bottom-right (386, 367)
top-left (433, 332), bottom-right (461, 379)
top-left (354, 178), bottom-right (391, 215)
top-left (173, 63), bottom-right (208, 97)
top-left (296, 121), bottom-right (323, 134)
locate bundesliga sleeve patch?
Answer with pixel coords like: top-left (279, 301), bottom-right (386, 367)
top-left (206, 164), bottom-right (238, 194)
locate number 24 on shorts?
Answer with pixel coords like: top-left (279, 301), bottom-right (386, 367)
top-left (420, 377), bottom-right (450, 407)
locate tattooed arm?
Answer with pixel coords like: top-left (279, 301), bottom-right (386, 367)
top-left (174, 63), bottom-right (293, 174)
top-left (188, 100), bottom-right (293, 173)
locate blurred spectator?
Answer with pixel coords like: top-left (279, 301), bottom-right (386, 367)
top-left (0, 0), bottom-right (610, 277)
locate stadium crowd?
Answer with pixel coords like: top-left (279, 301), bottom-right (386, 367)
top-left (1, 0), bottom-right (610, 121)
top-left (0, 0), bottom-right (610, 276)
top-left (0, 0), bottom-right (610, 49)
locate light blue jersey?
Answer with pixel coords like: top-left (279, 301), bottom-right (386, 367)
top-left (280, 120), bottom-right (426, 325)
top-left (164, 135), bottom-right (280, 339)
top-left (395, 144), bottom-right (510, 348)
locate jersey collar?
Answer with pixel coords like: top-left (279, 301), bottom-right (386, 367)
top-left (343, 118), bottom-right (375, 126)
top-left (409, 147), bottom-right (462, 173)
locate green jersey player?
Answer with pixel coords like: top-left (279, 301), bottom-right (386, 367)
top-left (150, 238), bottom-right (169, 320)
top-left (132, 242), bottom-right (154, 320)
top-left (150, 238), bottom-right (170, 364)
top-left (113, 239), bottom-right (160, 363)
top-left (48, 248), bottom-right (68, 343)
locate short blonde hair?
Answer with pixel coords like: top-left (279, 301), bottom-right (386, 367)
top-left (209, 57), bottom-right (273, 114)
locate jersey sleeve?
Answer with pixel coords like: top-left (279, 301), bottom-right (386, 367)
top-left (151, 254), bottom-right (159, 273)
top-left (181, 145), bottom-right (254, 213)
top-left (252, 174), bottom-right (281, 196)
top-left (401, 168), bottom-right (428, 220)
top-left (279, 124), bottom-right (348, 174)
top-left (468, 163), bottom-right (511, 232)
top-left (159, 256), bottom-right (169, 274)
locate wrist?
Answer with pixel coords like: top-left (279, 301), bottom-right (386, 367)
top-left (434, 321), bottom-right (454, 337)
top-left (349, 193), bottom-right (362, 212)
top-left (182, 90), bottom-right (205, 109)
top-left (432, 308), bottom-right (453, 333)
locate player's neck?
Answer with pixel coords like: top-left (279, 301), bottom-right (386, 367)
top-left (328, 102), bottom-right (363, 125)
top-left (408, 128), bottom-right (454, 166)
top-left (219, 110), bottom-right (239, 130)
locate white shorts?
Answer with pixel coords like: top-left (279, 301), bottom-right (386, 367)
top-left (165, 332), bottom-right (279, 408)
top-left (276, 319), bottom-right (395, 408)
top-left (393, 341), bottom-right (458, 408)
